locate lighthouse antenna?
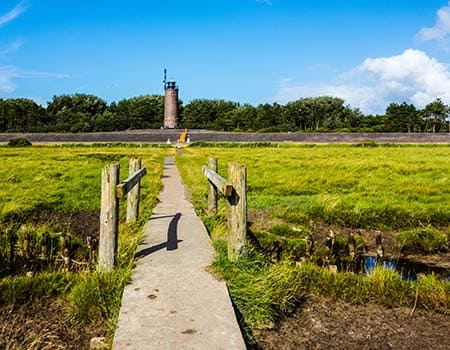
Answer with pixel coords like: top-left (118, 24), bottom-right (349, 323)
top-left (163, 68), bottom-right (167, 89)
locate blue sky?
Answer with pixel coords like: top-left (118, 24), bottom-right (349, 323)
top-left (1, 0), bottom-right (450, 114)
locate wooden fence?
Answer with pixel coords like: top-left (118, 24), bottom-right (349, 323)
top-left (98, 158), bottom-right (147, 271)
top-left (202, 156), bottom-right (247, 261)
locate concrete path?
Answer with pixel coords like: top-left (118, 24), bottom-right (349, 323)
top-left (113, 157), bottom-right (246, 350)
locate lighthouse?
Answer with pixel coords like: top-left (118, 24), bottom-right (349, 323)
top-left (163, 69), bottom-right (179, 129)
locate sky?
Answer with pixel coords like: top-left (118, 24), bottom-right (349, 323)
top-left (2, 0), bottom-right (450, 114)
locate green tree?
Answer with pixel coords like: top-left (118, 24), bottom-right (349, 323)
top-left (284, 97), bottom-right (353, 131)
top-left (113, 95), bottom-right (165, 130)
top-left (384, 102), bottom-right (420, 132)
top-left (359, 114), bottom-right (385, 132)
top-left (47, 94), bottom-right (107, 132)
top-left (252, 103), bottom-right (285, 131)
top-left (0, 98), bottom-right (46, 132)
top-left (181, 99), bottom-right (238, 130)
top-left (421, 99), bottom-right (449, 133)
top-left (231, 104), bottom-right (258, 131)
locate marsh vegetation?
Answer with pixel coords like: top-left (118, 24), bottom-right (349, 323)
top-left (0, 144), bottom-right (168, 349)
top-left (176, 143), bottom-right (450, 347)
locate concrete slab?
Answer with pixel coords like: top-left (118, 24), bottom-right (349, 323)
top-left (113, 157), bottom-right (246, 350)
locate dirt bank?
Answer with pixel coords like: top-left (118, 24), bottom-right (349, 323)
top-left (256, 296), bottom-right (450, 350)
top-left (0, 298), bottom-right (104, 350)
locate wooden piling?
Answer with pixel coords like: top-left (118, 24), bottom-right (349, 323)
top-left (7, 228), bottom-right (16, 270)
top-left (207, 157), bottom-right (218, 214)
top-left (98, 163), bottom-right (119, 271)
top-left (60, 234), bottom-right (71, 271)
top-left (348, 233), bottom-right (356, 259)
top-left (376, 232), bottom-right (384, 260)
top-left (227, 162), bottom-right (247, 261)
top-left (23, 232), bottom-right (30, 258)
top-left (126, 158), bottom-right (142, 223)
top-left (305, 235), bottom-right (314, 259)
top-left (40, 232), bottom-right (49, 260)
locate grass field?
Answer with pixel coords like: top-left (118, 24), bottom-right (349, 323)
top-left (0, 145), bottom-right (166, 219)
top-left (176, 144), bottom-right (450, 337)
top-left (1, 142), bottom-right (449, 347)
top-left (178, 144), bottom-right (450, 229)
top-left (0, 144), bottom-right (170, 349)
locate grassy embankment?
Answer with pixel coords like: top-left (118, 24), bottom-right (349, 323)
top-left (176, 144), bottom-right (450, 337)
top-left (0, 144), bottom-right (170, 344)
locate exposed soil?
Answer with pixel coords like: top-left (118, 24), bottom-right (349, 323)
top-left (311, 223), bottom-right (449, 271)
top-left (30, 210), bottom-right (100, 242)
top-left (0, 297), bottom-right (105, 350)
top-left (0, 211), bottom-right (104, 349)
top-left (249, 210), bottom-right (450, 349)
top-left (0, 210), bottom-right (100, 278)
top-left (310, 222), bottom-right (397, 255)
top-left (248, 209), bottom-right (450, 270)
top-left (255, 296), bottom-right (450, 350)
top-left (0, 133), bottom-right (447, 348)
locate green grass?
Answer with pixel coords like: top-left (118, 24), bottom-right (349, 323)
top-left (176, 144), bottom-right (450, 335)
top-left (212, 239), bottom-right (450, 332)
top-left (0, 145), bottom-right (167, 220)
top-left (0, 271), bottom-right (76, 305)
top-left (396, 228), bottom-right (448, 254)
top-left (7, 137), bottom-right (32, 147)
top-left (0, 144), bottom-right (170, 338)
top-left (177, 144), bottom-right (450, 229)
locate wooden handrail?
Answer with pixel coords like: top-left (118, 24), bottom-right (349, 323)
top-left (202, 157), bottom-right (247, 261)
top-left (99, 159), bottom-right (146, 271)
top-left (116, 168), bottom-right (147, 199)
top-left (201, 165), bottom-right (233, 197)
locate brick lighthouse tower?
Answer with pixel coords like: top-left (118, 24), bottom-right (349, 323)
top-left (163, 69), bottom-right (179, 129)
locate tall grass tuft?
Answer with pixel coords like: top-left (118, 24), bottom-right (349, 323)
top-left (0, 145), bottom-right (169, 344)
top-left (68, 270), bottom-right (130, 329)
top-left (212, 241), bottom-right (450, 331)
top-left (416, 274), bottom-right (450, 313)
top-left (176, 145), bottom-right (450, 333)
top-left (396, 228), bottom-right (448, 254)
top-left (0, 272), bottom-right (75, 305)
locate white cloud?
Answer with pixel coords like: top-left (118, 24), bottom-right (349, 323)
top-left (306, 63), bottom-right (335, 73)
top-left (0, 39), bottom-right (24, 55)
top-left (274, 82), bottom-right (384, 115)
top-left (0, 2), bottom-right (63, 96)
top-left (417, 1), bottom-right (450, 41)
top-left (257, 0), bottom-right (272, 6)
top-left (0, 66), bottom-right (18, 92)
top-left (0, 65), bottom-right (69, 94)
top-left (0, 1), bottom-right (28, 27)
top-left (0, 2), bottom-right (28, 92)
top-left (18, 69), bottom-right (70, 79)
top-left (273, 49), bottom-right (450, 114)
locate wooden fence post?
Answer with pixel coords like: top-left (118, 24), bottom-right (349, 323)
top-left (98, 163), bottom-right (119, 271)
top-left (227, 162), bottom-right (247, 261)
top-left (126, 158), bottom-right (141, 223)
top-left (207, 156), bottom-right (218, 214)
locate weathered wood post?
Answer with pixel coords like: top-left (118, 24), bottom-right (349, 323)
top-left (62, 235), bottom-right (71, 271)
top-left (207, 156), bottom-right (218, 214)
top-left (227, 162), bottom-right (247, 261)
top-left (98, 163), bottom-right (119, 271)
top-left (201, 159), bottom-right (247, 261)
top-left (126, 158), bottom-right (142, 223)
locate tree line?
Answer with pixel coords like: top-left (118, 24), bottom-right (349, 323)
top-left (0, 93), bottom-right (448, 133)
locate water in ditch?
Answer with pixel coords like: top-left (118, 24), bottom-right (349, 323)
top-left (364, 256), bottom-right (450, 281)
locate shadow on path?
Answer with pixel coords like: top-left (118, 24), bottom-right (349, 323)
top-left (149, 214), bottom-right (177, 220)
top-left (167, 213), bottom-right (181, 250)
top-left (135, 213), bottom-right (182, 259)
